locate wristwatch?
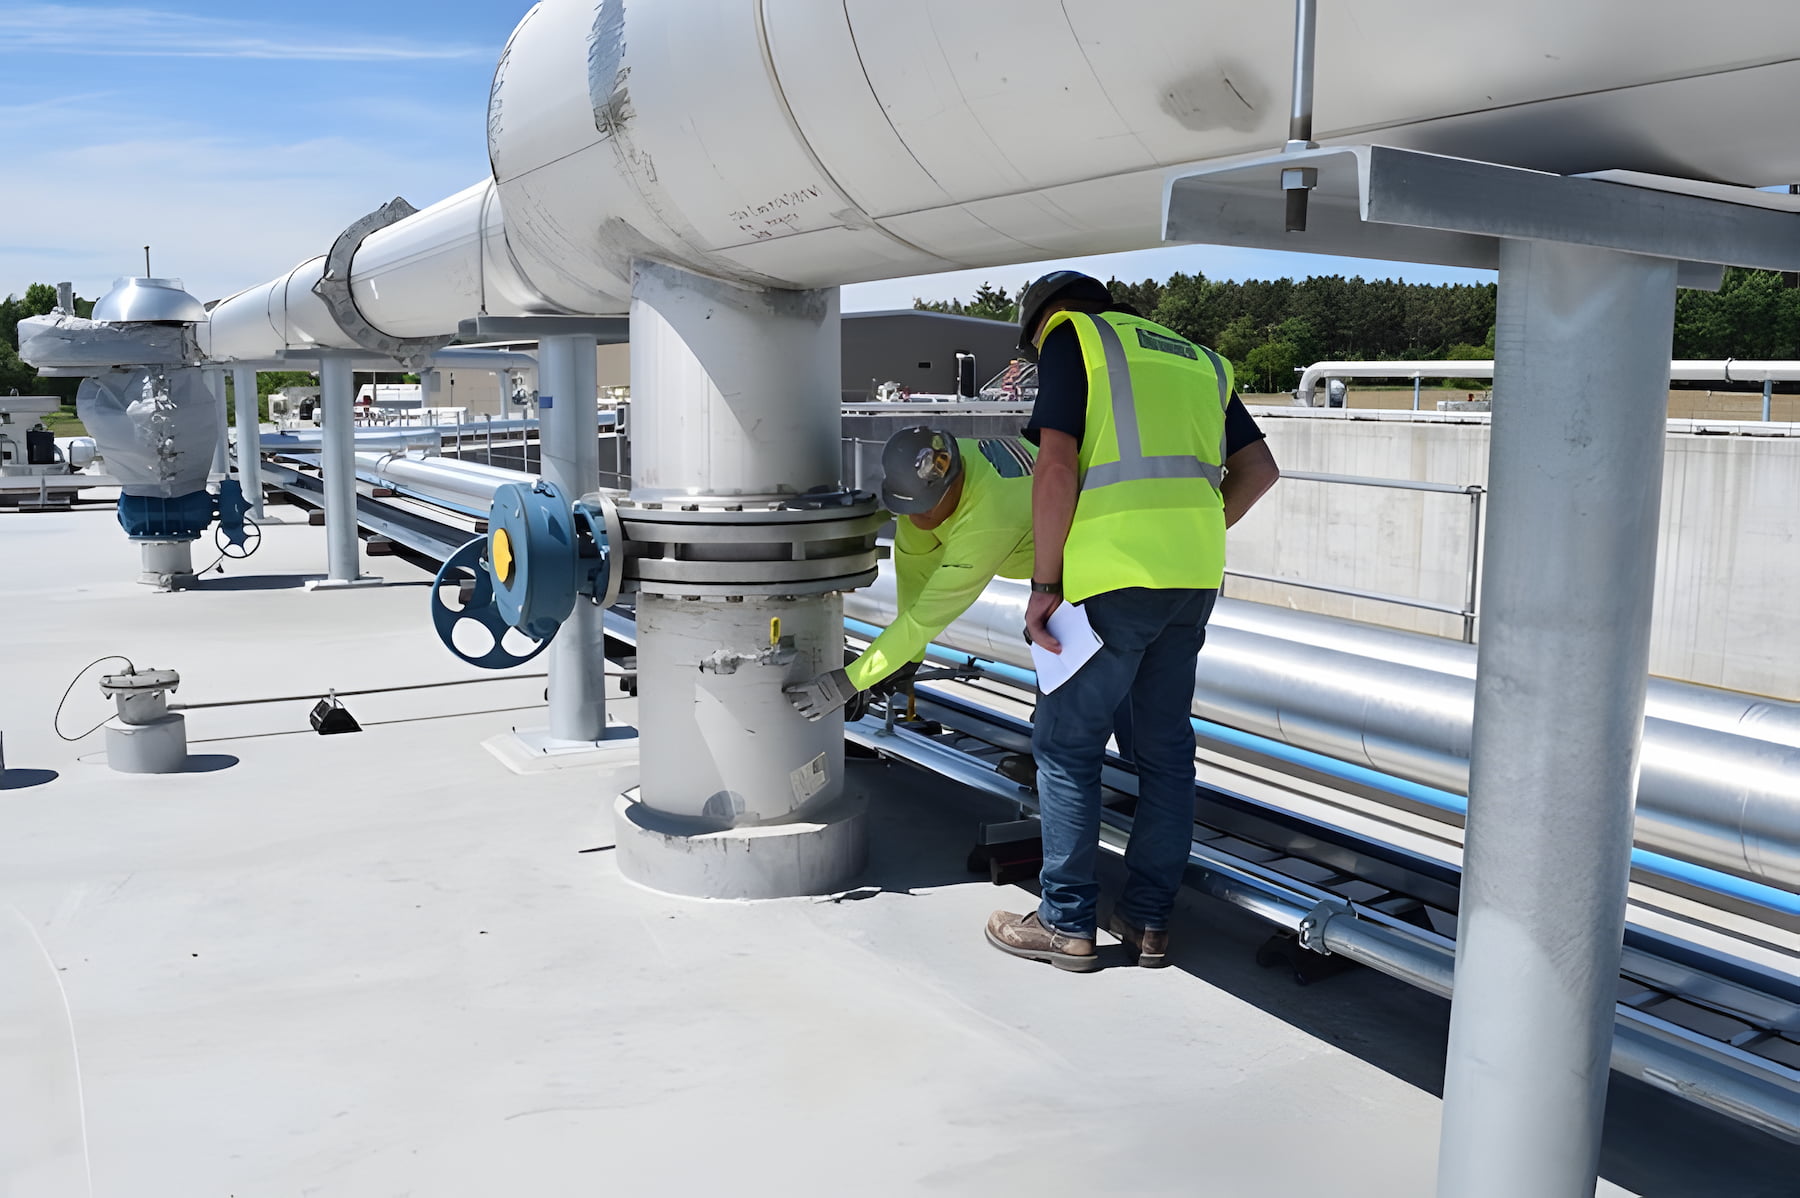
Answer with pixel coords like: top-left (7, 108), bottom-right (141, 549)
top-left (1031, 579), bottom-right (1062, 595)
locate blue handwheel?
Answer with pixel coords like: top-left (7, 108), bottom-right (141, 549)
top-left (431, 537), bottom-right (553, 669)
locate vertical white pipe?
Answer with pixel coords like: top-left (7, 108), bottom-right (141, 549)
top-left (1413, 375), bottom-right (1422, 410)
top-left (629, 260), bottom-right (845, 824)
top-left (1437, 241), bottom-right (1677, 1198)
top-left (204, 366), bottom-right (229, 478)
top-left (630, 261), bottom-right (839, 502)
top-left (539, 334), bottom-right (606, 743)
top-left (230, 366), bottom-right (264, 519)
top-left (319, 356), bottom-right (362, 582)
top-left (1763, 377), bottom-right (1774, 422)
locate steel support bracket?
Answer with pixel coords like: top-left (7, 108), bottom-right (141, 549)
top-left (1163, 144), bottom-right (1800, 288)
top-left (313, 198), bottom-right (455, 370)
top-left (1297, 897), bottom-right (1353, 955)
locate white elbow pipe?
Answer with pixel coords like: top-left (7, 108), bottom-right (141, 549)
top-left (1293, 359), bottom-right (1800, 405)
top-left (204, 0), bottom-right (1800, 356)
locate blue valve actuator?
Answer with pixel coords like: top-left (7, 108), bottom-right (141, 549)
top-left (430, 480), bottom-right (616, 670)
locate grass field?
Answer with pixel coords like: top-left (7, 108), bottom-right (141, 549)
top-left (38, 406), bottom-right (86, 437)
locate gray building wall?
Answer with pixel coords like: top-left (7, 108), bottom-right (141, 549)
top-left (1228, 409), bottom-right (1800, 699)
top-left (839, 310), bottom-right (1021, 401)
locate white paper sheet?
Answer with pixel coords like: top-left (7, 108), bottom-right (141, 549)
top-left (1029, 602), bottom-right (1104, 694)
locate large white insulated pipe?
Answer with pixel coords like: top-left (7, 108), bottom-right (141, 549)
top-left (355, 451), bottom-right (519, 508)
top-left (627, 261), bottom-right (847, 825)
top-left (846, 571), bottom-right (1800, 892)
top-left (204, 0), bottom-right (1800, 362)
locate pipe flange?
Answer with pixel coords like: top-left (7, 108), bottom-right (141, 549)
top-left (614, 490), bottom-right (879, 522)
top-left (312, 197), bottom-right (455, 370)
top-left (618, 497), bottom-right (884, 595)
top-left (630, 549), bottom-right (885, 589)
top-left (618, 510), bottom-right (886, 546)
top-left (633, 568), bottom-right (879, 600)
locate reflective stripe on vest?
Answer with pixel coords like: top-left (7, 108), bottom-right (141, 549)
top-left (1081, 316), bottom-right (1230, 492)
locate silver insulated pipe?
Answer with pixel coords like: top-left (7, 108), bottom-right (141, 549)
top-left (845, 570), bottom-right (1800, 891)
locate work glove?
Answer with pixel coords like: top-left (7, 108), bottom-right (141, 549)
top-left (785, 668), bottom-right (860, 722)
top-left (868, 659), bottom-right (921, 700)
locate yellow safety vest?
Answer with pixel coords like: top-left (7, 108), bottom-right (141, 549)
top-left (1040, 310), bottom-right (1232, 603)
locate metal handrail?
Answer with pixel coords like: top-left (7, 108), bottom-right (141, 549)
top-left (841, 437), bottom-right (1488, 643)
top-left (1223, 568), bottom-right (1472, 619)
top-left (1277, 468), bottom-right (1479, 496)
top-left (1227, 468), bottom-right (1486, 642)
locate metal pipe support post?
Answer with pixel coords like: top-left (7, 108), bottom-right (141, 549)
top-left (538, 333), bottom-right (608, 743)
top-left (204, 366), bottom-right (230, 479)
top-left (319, 356), bottom-right (364, 584)
top-left (1436, 241), bottom-right (1679, 1198)
top-left (230, 365), bottom-right (264, 519)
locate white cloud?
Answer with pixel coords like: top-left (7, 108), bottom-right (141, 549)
top-left (2, 126), bottom-right (481, 303)
top-left (0, 73), bottom-right (489, 303)
top-left (0, 5), bottom-right (487, 61)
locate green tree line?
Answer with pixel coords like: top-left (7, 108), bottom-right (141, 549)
top-left (919, 268), bottom-right (1800, 393)
top-left (1, 283), bottom-right (94, 403)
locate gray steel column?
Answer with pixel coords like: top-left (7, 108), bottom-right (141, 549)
top-left (538, 334), bottom-right (606, 742)
top-left (319, 356), bottom-right (362, 582)
top-left (230, 366), bottom-right (264, 519)
top-left (1437, 241), bottom-right (1677, 1198)
top-left (1763, 378), bottom-right (1773, 422)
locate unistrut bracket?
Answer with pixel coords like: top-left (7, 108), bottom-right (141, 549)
top-left (1164, 144), bottom-right (1800, 288)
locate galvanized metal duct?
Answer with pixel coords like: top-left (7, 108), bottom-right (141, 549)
top-left (843, 569), bottom-right (1800, 890)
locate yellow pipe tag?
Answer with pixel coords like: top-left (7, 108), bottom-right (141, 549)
top-left (769, 617), bottom-right (781, 646)
top-left (491, 527), bottom-right (515, 585)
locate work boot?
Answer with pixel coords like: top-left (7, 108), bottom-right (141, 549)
top-left (1107, 914), bottom-right (1169, 968)
top-left (996, 752), bottom-right (1038, 789)
top-left (985, 910), bottom-right (1097, 972)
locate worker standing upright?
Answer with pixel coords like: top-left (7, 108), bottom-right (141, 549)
top-left (785, 426), bottom-right (1037, 720)
top-left (986, 271), bottom-right (1280, 972)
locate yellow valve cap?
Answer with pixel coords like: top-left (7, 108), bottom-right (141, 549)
top-left (491, 527), bottom-right (515, 585)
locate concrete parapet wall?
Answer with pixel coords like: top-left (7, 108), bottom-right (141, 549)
top-left (1231, 408), bottom-right (1800, 700)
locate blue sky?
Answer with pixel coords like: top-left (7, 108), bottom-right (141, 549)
top-left (1, 2), bottom-right (1493, 312)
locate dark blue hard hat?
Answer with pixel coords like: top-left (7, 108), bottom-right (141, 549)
top-left (1016, 270), bottom-right (1112, 355)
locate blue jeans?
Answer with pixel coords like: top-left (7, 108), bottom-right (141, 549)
top-left (1032, 587), bottom-right (1216, 939)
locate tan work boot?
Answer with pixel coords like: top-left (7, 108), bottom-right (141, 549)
top-left (985, 910), bottom-right (1098, 972)
top-left (1107, 914), bottom-right (1169, 968)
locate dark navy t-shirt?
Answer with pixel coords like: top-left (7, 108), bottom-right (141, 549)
top-left (1023, 320), bottom-right (1266, 457)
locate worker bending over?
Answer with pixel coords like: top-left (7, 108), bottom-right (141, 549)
top-left (986, 271), bottom-right (1280, 973)
top-left (785, 426), bottom-right (1037, 720)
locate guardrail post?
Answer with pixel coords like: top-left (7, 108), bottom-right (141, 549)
top-left (1463, 486), bottom-right (1484, 643)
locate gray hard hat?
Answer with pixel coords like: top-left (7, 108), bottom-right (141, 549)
top-left (879, 426), bottom-right (962, 515)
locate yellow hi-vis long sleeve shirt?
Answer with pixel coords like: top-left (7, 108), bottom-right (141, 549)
top-left (845, 438), bottom-right (1036, 691)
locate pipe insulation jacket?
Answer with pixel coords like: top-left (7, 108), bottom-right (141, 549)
top-left (202, 0), bottom-right (1800, 362)
top-left (844, 570), bottom-right (1800, 891)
